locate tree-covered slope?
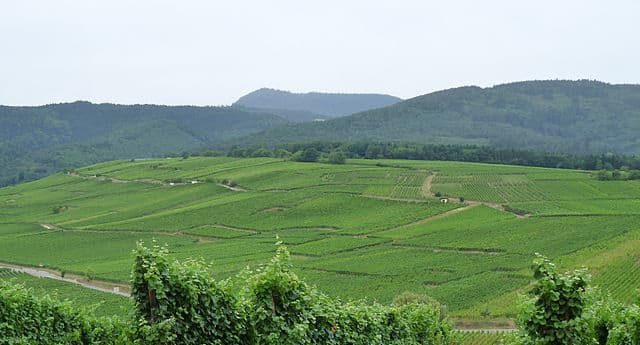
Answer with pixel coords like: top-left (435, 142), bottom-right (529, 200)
top-left (232, 88), bottom-right (402, 121)
top-left (244, 80), bottom-right (640, 154)
top-left (0, 101), bottom-right (286, 186)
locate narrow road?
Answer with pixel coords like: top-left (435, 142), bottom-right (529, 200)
top-left (422, 173), bottom-right (435, 197)
top-left (0, 262), bottom-right (130, 297)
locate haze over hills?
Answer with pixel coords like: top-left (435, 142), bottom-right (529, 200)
top-left (232, 88), bottom-right (402, 122)
top-left (0, 101), bottom-right (286, 186)
top-left (243, 80), bottom-right (640, 154)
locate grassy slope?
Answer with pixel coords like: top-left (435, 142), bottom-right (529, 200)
top-left (0, 157), bottom-right (638, 319)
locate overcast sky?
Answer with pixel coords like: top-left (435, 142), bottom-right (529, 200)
top-left (1, 0), bottom-right (639, 106)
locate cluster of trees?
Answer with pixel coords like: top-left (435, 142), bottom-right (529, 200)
top-left (595, 169), bottom-right (640, 181)
top-left (2, 246), bottom-right (638, 344)
top-left (221, 142), bottom-right (640, 171)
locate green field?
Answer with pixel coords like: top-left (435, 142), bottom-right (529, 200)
top-left (1, 157), bottom-right (639, 319)
top-left (0, 268), bottom-right (131, 317)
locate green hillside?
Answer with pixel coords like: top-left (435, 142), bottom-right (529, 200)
top-left (244, 80), bottom-right (640, 154)
top-left (1, 157), bottom-right (639, 320)
top-left (0, 101), bottom-right (287, 187)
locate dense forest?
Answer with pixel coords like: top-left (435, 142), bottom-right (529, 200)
top-left (0, 102), bottom-right (286, 187)
top-left (232, 88), bottom-right (402, 121)
top-left (242, 80), bottom-right (640, 154)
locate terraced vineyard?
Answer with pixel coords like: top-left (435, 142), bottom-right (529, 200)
top-left (1, 157), bottom-right (639, 321)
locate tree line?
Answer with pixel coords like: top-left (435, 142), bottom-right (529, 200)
top-left (210, 142), bottom-right (640, 171)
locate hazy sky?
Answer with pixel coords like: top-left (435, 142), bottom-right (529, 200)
top-left (1, 0), bottom-right (639, 106)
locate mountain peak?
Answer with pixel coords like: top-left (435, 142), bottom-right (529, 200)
top-left (233, 88), bottom-right (402, 118)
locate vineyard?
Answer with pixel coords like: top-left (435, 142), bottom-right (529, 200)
top-left (456, 331), bottom-right (508, 345)
top-left (0, 268), bottom-right (130, 316)
top-left (1, 157), bottom-right (639, 323)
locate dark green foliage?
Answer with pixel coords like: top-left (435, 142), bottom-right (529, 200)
top-left (0, 281), bottom-right (129, 345)
top-left (225, 141), bottom-right (640, 171)
top-left (519, 254), bottom-right (590, 345)
top-left (513, 256), bottom-right (640, 345)
top-left (0, 101), bottom-right (287, 187)
top-left (292, 148), bottom-right (321, 162)
top-left (131, 243), bottom-right (243, 345)
top-left (242, 80), bottom-right (640, 155)
top-left (130, 243), bottom-right (453, 345)
top-left (594, 169), bottom-right (640, 181)
top-left (326, 150), bottom-right (346, 164)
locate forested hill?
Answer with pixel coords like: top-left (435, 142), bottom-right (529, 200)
top-left (0, 101), bottom-right (286, 186)
top-left (232, 88), bottom-right (402, 121)
top-left (242, 80), bottom-right (640, 154)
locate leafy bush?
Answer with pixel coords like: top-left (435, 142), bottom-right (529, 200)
top-left (512, 255), bottom-right (640, 345)
top-left (0, 243), bottom-right (456, 344)
top-left (132, 243), bottom-right (453, 345)
top-left (327, 150), bottom-right (346, 164)
top-left (131, 243), bottom-right (243, 345)
top-left (0, 281), bottom-right (129, 345)
top-left (517, 254), bottom-right (590, 345)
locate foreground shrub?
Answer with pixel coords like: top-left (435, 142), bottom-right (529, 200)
top-left (0, 243), bottom-right (454, 344)
top-left (134, 243), bottom-right (453, 345)
top-left (512, 255), bottom-right (640, 345)
top-left (518, 254), bottom-right (590, 345)
top-left (132, 243), bottom-right (243, 345)
top-left (0, 281), bottom-right (129, 345)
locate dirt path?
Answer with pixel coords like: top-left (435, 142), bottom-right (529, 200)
top-left (68, 172), bottom-right (193, 187)
top-left (422, 173), bottom-right (435, 198)
top-left (379, 204), bottom-right (479, 233)
top-left (398, 204), bottom-right (477, 228)
top-left (0, 262), bottom-right (130, 297)
top-left (217, 183), bottom-right (247, 192)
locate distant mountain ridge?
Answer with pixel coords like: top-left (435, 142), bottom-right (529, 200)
top-left (241, 80), bottom-right (640, 155)
top-left (232, 88), bottom-right (402, 121)
top-left (0, 101), bottom-right (286, 186)
top-left (3, 80), bottom-right (640, 187)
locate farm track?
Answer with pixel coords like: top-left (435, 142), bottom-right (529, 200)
top-left (0, 262), bottom-right (130, 297)
top-left (71, 171), bottom-right (257, 194)
top-left (217, 183), bottom-right (248, 192)
top-left (422, 173), bottom-right (435, 197)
